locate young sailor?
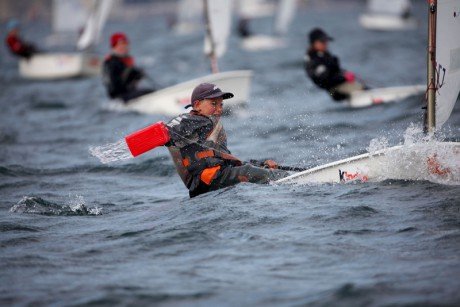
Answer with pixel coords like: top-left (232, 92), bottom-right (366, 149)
top-left (304, 28), bottom-right (364, 101)
top-left (166, 83), bottom-right (286, 198)
top-left (5, 19), bottom-right (37, 59)
top-left (102, 32), bottom-right (154, 103)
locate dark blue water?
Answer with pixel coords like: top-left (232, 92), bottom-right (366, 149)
top-left (1, 1), bottom-right (459, 306)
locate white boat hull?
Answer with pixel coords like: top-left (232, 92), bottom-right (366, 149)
top-left (122, 70), bottom-right (253, 116)
top-left (359, 14), bottom-right (418, 31)
top-left (347, 85), bottom-right (425, 108)
top-left (277, 142), bottom-right (460, 185)
top-left (19, 53), bottom-right (100, 80)
top-left (241, 35), bottom-right (286, 52)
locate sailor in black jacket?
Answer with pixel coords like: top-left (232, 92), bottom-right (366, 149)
top-left (304, 28), bottom-right (364, 101)
top-left (102, 32), bottom-right (154, 103)
top-left (166, 83), bottom-right (286, 198)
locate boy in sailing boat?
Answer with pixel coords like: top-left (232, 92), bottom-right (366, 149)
top-left (102, 32), bottom-right (154, 103)
top-left (166, 83), bottom-right (286, 198)
top-left (5, 19), bottom-right (38, 59)
top-left (304, 28), bottom-right (365, 101)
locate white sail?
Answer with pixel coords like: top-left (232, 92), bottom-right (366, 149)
top-left (368, 0), bottom-right (411, 16)
top-left (238, 0), bottom-right (275, 19)
top-left (204, 0), bottom-right (233, 58)
top-left (53, 0), bottom-right (91, 33)
top-left (77, 0), bottom-right (113, 51)
top-left (174, 0), bottom-right (203, 34)
top-left (435, 0), bottom-right (460, 129)
top-left (275, 0), bottom-right (297, 35)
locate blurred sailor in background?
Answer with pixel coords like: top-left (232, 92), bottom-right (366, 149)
top-left (5, 19), bottom-right (38, 59)
top-left (304, 28), bottom-right (365, 101)
top-left (102, 32), bottom-right (154, 103)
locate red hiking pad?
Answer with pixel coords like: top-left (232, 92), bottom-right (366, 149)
top-left (125, 121), bottom-right (170, 157)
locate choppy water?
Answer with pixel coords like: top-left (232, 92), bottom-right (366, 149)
top-left (1, 1), bottom-right (459, 306)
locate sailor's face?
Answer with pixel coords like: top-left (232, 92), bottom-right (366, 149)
top-left (114, 41), bottom-right (129, 55)
top-left (196, 97), bottom-right (224, 117)
top-left (313, 40), bottom-right (328, 52)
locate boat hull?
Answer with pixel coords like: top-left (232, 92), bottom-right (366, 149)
top-left (277, 142), bottom-right (460, 185)
top-left (240, 35), bottom-right (286, 51)
top-left (122, 70), bottom-right (253, 115)
top-left (359, 14), bottom-right (418, 31)
top-left (19, 53), bottom-right (100, 80)
top-left (347, 85), bottom-right (425, 108)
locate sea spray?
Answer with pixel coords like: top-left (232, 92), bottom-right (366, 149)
top-left (89, 139), bottom-right (133, 164)
top-left (365, 125), bottom-right (460, 184)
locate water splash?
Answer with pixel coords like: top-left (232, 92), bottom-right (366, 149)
top-left (67, 195), bottom-right (102, 216)
top-left (10, 196), bottom-right (102, 216)
top-left (367, 136), bottom-right (389, 154)
top-left (89, 139), bottom-right (133, 164)
top-left (365, 124), bottom-right (460, 185)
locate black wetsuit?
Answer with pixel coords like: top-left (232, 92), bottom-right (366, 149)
top-left (166, 111), bottom-right (285, 197)
top-left (304, 49), bottom-right (348, 101)
top-left (6, 33), bottom-right (37, 59)
top-left (102, 54), bottom-right (153, 102)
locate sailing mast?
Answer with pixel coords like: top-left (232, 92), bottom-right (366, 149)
top-left (425, 0), bottom-right (437, 133)
top-left (203, 0), bottom-right (219, 73)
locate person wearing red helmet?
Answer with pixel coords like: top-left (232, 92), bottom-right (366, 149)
top-left (102, 32), bottom-right (154, 103)
top-left (5, 19), bottom-right (38, 59)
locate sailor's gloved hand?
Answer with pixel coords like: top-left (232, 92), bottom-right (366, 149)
top-left (264, 160), bottom-right (278, 169)
top-left (344, 71), bottom-right (356, 83)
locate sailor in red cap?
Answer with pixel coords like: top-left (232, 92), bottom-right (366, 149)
top-left (102, 32), bottom-right (154, 103)
top-left (5, 19), bottom-right (38, 59)
top-left (166, 83), bottom-right (286, 198)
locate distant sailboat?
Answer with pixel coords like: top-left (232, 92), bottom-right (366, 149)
top-left (240, 0), bottom-right (297, 51)
top-left (279, 0), bottom-right (459, 185)
top-left (173, 0), bottom-right (203, 35)
top-left (19, 0), bottom-right (112, 80)
top-left (359, 0), bottom-right (418, 31)
top-left (123, 0), bottom-right (252, 115)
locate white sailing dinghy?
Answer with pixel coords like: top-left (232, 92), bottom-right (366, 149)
top-left (240, 0), bottom-right (297, 51)
top-left (346, 84), bottom-right (426, 108)
top-left (124, 0), bottom-right (252, 116)
top-left (278, 0), bottom-right (460, 185)
top-left (19, 0), bottom-right (112, 80)
top-left (359, 0), bottom-right (418, 31)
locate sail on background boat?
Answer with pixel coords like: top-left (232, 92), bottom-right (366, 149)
top-left (275, 0), bottom-right (297, 35)
top-left (77, 0), bottom-right (113, 51)
top-left (204, 0), bottom-right (233, 59)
